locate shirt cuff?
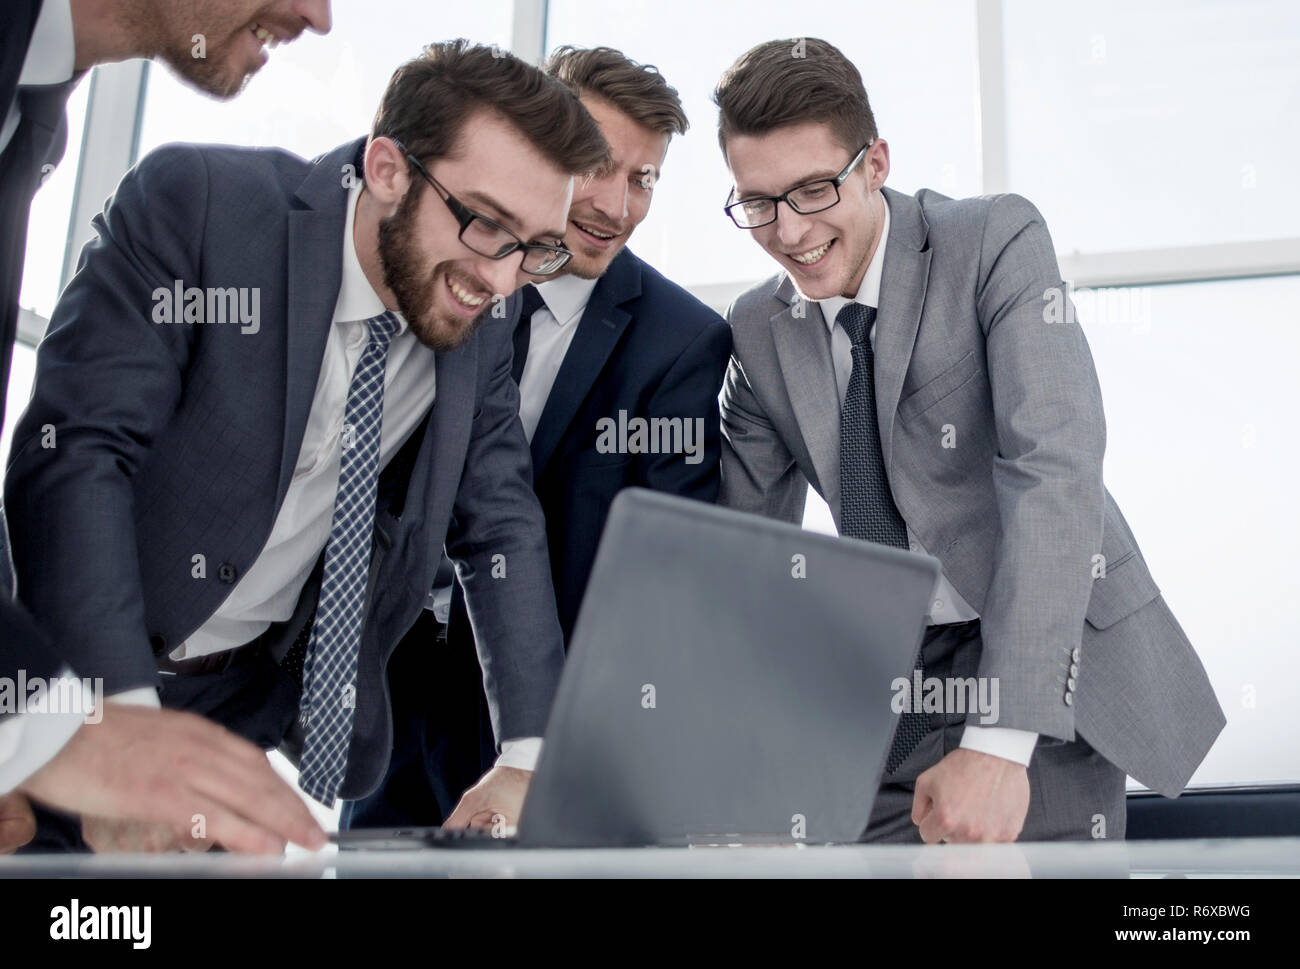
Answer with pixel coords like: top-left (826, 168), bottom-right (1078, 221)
top-left (107, 687), bottom-right (161, 708)
top-left (0, 667), bottom-right (92, 793)
top-left (495, 737), bottom-right (542, 772)
top-left (959, 725), bottom-right (1038, 767)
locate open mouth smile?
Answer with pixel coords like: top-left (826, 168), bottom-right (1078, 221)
top-left (788, 239), bottom-right (834, 266)
top-left (572, 219), bottom-right (620, 246)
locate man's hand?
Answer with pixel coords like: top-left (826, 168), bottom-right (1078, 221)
top-left (442, 766), bottom-right (532, 833)
top-left (0, 792), bottom-right (37, 854)
top-left (81, 817), bottom-right (214, 853)
top-left (912, 748), bottom-right (1030, 843)
top-left (19, 702), bottom-right (326, 854)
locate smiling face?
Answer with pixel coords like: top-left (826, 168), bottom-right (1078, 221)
top-left (725, 121), bottom-right (889, 301)
top-left (359, 112), bottom-right (575, 352)
top-left (152, 0), bottom-right (332, 99)
top-left (563, 94), bottom-right (670, 279)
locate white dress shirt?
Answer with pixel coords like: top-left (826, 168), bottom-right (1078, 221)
top-left (0, 668), bottom-right (92, 793)
top-left (20, 181), bottom-right (533, 776)
top-left (816, 197), bottom-right (1038, 767)
top-left (174, 181), bottom-right (437, 660)
top-left (0, 0), bottom-right (81, 793)
top-left (1, 0), bottom-right (75, 154)
top-left (515, 275), bottom-right (599, 442)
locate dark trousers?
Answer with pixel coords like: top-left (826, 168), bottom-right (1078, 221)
top-left (860, 619), bottom-right (1127, 843)
top-left (19, 639), bottom-right (302, 854)
top-left (339, 609), bottom-right (493, 829)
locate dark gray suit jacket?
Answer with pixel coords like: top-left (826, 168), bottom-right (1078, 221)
top-left (721, 186), bottom-right (1225, 797)
top-left (1, 0), bottom-right (77, 709)
top-left (3, 137), bottom-right (566, 799)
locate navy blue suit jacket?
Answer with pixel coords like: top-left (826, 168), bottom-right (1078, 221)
top-left (4, 138), bottom-right (566, 798)
top-left (450, 247), bottom-right (731, 654)
top-left (1, 0), bottom-right (77, 704)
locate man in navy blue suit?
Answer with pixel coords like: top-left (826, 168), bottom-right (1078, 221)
top-left (342, 46), bottom-right (733, 829)
top-left (1, 0), bottom-right (333, 854)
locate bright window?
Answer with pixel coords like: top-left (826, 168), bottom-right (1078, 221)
top-left (546, 0), bottom-right (982, 289)
top-left (136, 4), bottom-right (514, 161)
top-left (1002, 0), bottom-right (1300, 254)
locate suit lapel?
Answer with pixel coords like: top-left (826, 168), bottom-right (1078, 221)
top-left (873, 187), bottom-right (932, 472)
top-left (412, 335), bottom-right (477, 579)
top-left (529, 249), bottom-right (638, 476)
top-left (275, 139), bottom-right (364, 504)
top-left (770, 278), bottom-right (840, 500)
top-left (424, 338), bottom-right (478, 510)
top-left (768, 188), bottom-right (932, 502)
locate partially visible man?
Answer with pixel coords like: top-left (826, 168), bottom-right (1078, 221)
top-left (712, 38), bottom-right (1223, 843)
top-left (343, 46), bottom-right (732, 830)
top-left (1, 0), bottom-right (332, 853)
top-left (5, 39), bottom-right (608, 851)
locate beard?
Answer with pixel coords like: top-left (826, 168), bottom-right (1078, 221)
top-left (564, 245), bottom-right (614, 280)
top-left (377, 186), bottom-right (487, 352)
top-left (564, 217), bottom-right (625, 280)
top-left (146, 0), bottom-right (259, 101)
top-left (160, 47), bottom-right (250, 100)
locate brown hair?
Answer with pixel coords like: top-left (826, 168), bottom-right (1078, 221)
top-left (371, 38), bottom-right (609, 174)
top-left (713, 38), bottom-right (877, 155)
top-left (546, 45), bottom-right (688, 137)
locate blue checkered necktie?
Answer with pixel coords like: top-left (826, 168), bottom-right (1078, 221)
top-left (297, 311), bottom-right (400, 805)
top-left (836, 302), bottom-right (927, 774)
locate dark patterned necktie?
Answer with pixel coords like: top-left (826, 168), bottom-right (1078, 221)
top-left (511, 284), bottom-right (546, 385)
top-left (836, 302), bottom-right (927, 774)
top-left (297, 311), bottom-right (399, 805)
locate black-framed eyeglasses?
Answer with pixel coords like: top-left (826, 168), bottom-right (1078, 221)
top-left (723, 141), bottom-right (874, 229)
top-left (391, 138), bottom-right (573, 276)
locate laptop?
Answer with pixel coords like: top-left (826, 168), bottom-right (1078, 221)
top-left (337, 488), bottom-right (940, 849)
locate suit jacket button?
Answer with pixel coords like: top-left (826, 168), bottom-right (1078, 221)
top-left (1069, 663), bottom-right (1079, 678)
top-left (218, 562), bottom-right (238, 584)
top-left (149, 635), bottom-right (167, 656)
top-left (1064, 691), bottom-right (1074, 706)
top-left (1067, 677), bottom-right (1077, 691)
top-left (1071, 647), bottom-right (1081, 662)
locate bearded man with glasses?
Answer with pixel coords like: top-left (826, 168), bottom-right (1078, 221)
top-left (4, 39), bottom-right (608, 852)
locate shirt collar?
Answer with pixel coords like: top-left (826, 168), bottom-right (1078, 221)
top-left (19, 0), bottom-right (75, 87)
top-left (534, 273), bottom-right (599, 327)
top-left (333, 180), bottom-right (410, 335)
top-left (817, 194), bottom-right (891, 332)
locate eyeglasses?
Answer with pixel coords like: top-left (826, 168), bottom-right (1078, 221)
top-left (723, 141), bottom-right (873, 229)
top-left (391, 138), bottom-right (573, 276)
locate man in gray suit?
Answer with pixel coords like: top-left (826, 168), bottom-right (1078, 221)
top-left (4, 40), bottom-right (608, 851)
top-left (712, 38), bottom-right (1224, 842)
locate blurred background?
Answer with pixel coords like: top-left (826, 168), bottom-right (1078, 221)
top-left (5, 1), bottom-right (1297, 818)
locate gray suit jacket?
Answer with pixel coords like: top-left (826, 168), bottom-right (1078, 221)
top-left (4, 138), bottom-right (565, 799)
top-left (720, 185), bottom-right (1224, 797)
